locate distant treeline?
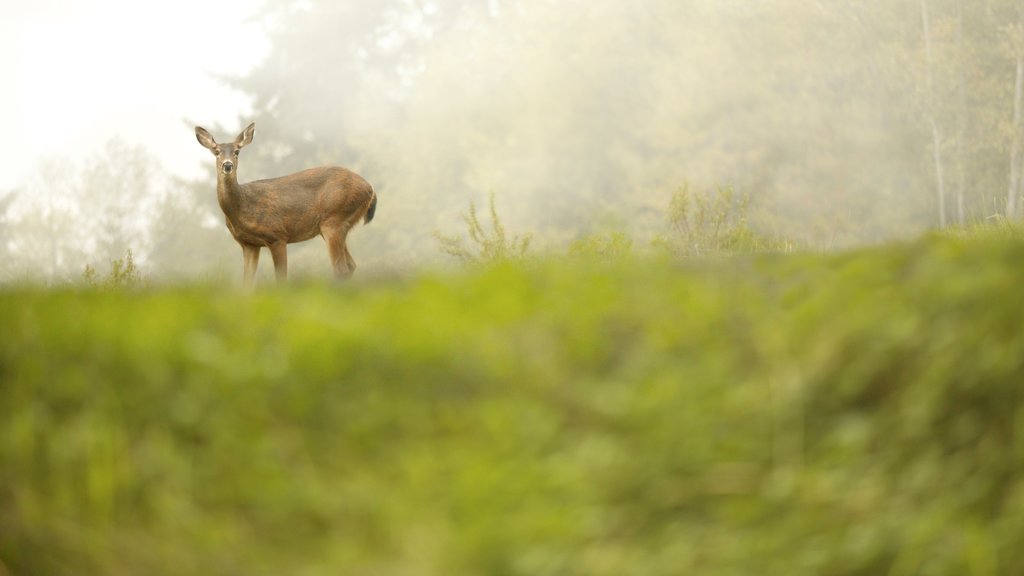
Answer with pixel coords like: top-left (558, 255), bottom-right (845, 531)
top-left (5, 0), bottom-right (1024, 280)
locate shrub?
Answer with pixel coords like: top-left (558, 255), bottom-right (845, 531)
top-left (568, 231), bottom-right (633, 260)
top-left (82, 249), bottom-right (144, 289)
top-left (655, 183), bottom-right (791, 256)
top-left (434, 192), bottom-right (532, 264)
top-left (3, 235), bottom-right (1024, 575)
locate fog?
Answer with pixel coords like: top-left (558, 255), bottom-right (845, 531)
top-left (1, 0), bottom-right (1019, 281)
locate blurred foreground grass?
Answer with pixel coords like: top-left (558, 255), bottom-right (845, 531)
top-left (2, 235), bottom-right (1024, 576)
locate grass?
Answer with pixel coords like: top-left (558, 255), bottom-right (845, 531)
top-left (1, 234), bottom-right (1024, 575)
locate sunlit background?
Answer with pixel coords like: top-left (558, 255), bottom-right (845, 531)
top-left (0, 0), bottom-right (266, 189)
top-left (1, 0), bottom-right (1021, 281)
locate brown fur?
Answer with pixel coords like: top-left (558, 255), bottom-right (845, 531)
top-left (195, 123), bottom-right (376, 284)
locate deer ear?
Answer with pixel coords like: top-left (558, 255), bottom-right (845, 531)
top-left (195, 127), bottom-right (218, 152)
top-left (236, 122), bottom-right (255, 148)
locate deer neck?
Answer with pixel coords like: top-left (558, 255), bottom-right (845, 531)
top-left (216, 172), bottom-right (244, 218)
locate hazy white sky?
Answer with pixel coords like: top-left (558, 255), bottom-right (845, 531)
top-left (0, 0), bottom-right (269, 190)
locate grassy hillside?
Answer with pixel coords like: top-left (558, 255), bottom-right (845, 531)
top-left (2, 235), bottom-right (1023, 576)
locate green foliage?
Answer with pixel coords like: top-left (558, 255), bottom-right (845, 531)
top-left (568, 231), bottom-right (633, 260)
top-left (936, 216), bottom-right (1024, 241)
top-left (227, 0), bottom-right (978, 256)
top-left (656, 183), bottom-right (791, 256)
top-left (82, 249), bottom-right (144, 289)
top-left (3, 235), bottom-right (1024, 575)
top-left (434, 192), bottom-right (532, 264)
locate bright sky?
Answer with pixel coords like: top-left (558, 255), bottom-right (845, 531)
top-left (0, 0), bottom-right (269, 190)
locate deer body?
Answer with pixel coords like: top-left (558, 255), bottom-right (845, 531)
top-left (196, 123), bottom-right (376, 284)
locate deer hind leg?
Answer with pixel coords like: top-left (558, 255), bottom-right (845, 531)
top-left (321, 223), bottom-right (353, 279)
top-left (339, 199), bottom-right (372, 276)
top-left (344, 245), bottom-right (357, 275)
top-left (242, 244), bottom-right (261, 286)
top-left (268, 241), bottom-right (288, 283)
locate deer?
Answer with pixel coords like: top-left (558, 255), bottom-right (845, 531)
top-left (194, 122), bottom-right (377, 285)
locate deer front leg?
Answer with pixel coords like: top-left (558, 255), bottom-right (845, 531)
top-left (269, 242), bottom-right (288, 283)
top-left (242, 244), bottom-right (260, 286)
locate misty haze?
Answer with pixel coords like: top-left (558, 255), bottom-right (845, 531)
top-left (2, 0), bottom-right (1016, 281)
top-left (3, 2), bottom-right (1024, 575)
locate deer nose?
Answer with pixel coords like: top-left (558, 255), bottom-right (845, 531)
top-left (222, 161), bottom-right (234, 173)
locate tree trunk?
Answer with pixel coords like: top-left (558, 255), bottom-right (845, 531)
top-left (954, 0), bottom-right (966, 225)
top-left (921, 0), bottom-right (947, 227)
top-left (1009, 53), bottom-right (1024, 220)
top-left (1010, 2), bottom-right (1024, 220)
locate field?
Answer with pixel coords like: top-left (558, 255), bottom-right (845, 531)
top-left (2, 234), bottom-right (1023, 575)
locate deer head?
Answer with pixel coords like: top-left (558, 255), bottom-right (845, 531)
top-left (195, 123), bottom-right (255, 176)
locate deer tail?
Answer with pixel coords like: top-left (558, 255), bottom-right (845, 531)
top-left (364, 190), bottom-right (377, 224)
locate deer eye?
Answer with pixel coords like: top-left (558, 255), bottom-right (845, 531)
top-left (233, 150), bottom-right (240, 156)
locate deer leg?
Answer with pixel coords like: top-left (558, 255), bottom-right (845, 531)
top-left (337, 207), bottom-right (365, 277)
top-left (322, 225), bottom-right (353, 279)
top-left (268, 242), bottom-right (288, 283)
top-left (343, 244), bottom-right (357, 274)
top-left (242, 244), bottom-right (260, 286)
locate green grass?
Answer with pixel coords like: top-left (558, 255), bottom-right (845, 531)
top-left (2, 235), bottom-right (1024, 575)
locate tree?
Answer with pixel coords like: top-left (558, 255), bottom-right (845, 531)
top-left (222, 0), bottom-right (1024, 256)
top-left (80, 140), bottom-right (162, 264)
top-left (2, 143), bottom-right (172, 282)
top-left (4, 161), bottom-right (86, 280)
top-left (1007, 1), bottom-right (1024, 219)
top-left (147, 176), bottom-right (236, 280)
top-left (922, 0), bottom-right (949, 227)
top-left (0, 190), bottom-right (15, 280)
top-left (953, 0), bottom-right (968, 225)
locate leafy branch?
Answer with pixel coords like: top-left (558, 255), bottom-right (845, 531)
top-left (434, 192), bottom-right (532, 264)
top-left (83, 249), bottom-right (144, 289)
